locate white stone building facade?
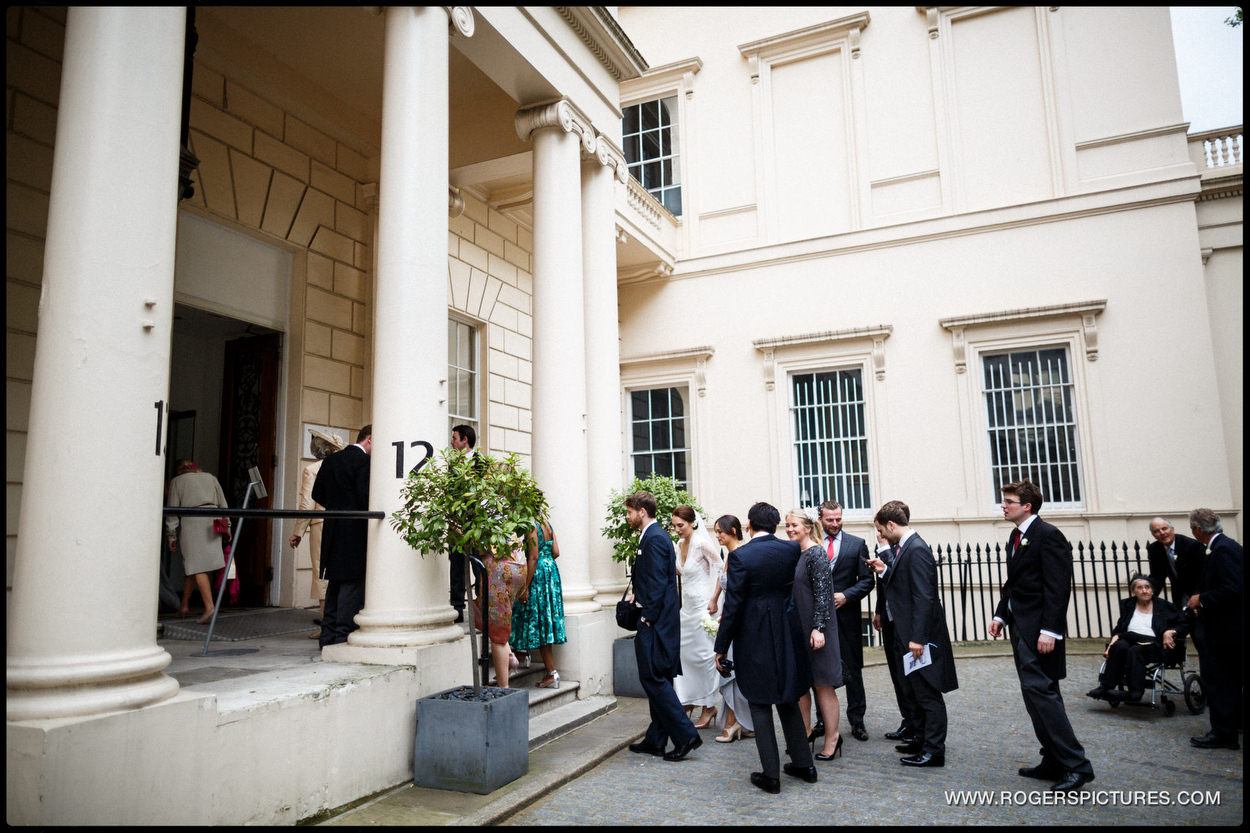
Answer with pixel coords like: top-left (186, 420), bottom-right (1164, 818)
top-left (5, 5), bottom-right (1241, 824)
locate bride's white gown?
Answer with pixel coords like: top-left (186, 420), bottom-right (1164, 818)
top-left (673, 536), bottom-right (721, 707)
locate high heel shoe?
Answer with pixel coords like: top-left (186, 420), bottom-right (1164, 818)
top-left (693, 706), bottom-right (717, 729)
top-left (537, 669), bottom-right (560, 689)
top-left (815, 734), bottom-right (844, 761)
top-left (715, 724), bottom-right (742, 743)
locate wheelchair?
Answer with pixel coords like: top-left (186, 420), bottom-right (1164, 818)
top-left (1096, 636), bottom-right (1205, 717)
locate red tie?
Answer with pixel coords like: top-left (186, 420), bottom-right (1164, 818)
top-left (826, 536), bottom-right (836, 561)
top-left (1010, 528), bottom-right (1021, 555)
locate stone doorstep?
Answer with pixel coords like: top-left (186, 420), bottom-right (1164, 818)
top-left (528, 695), bottom-right (616, 751)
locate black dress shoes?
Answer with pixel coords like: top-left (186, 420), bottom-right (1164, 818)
top-left (1019, 760), bottom-right (1064, 780)
top-left (900, 752), bottom-right (945, 767)
top-left (628, 741), bottom-right (665, 757)
top-left (782, 763), bottom-right (818, 783)
top-left (750, 772), bottom-right (781, 794)
top-left (884, 724), bottom-right (912, 741)
top-left (851, 723), bottom-right (869, 742)
top-left (663, 734), bottom-right (703, 761)
top-left (895, 741), bottom-right (923, 754)
top-left (1190, 732), bottom-right (1240, 749)
top-left (1086, 686), bottom-right (1108, 700)
top-left (1050, 770), bottom-right (1094, 792)
top-left (810, 719), bottom-right (825, 739)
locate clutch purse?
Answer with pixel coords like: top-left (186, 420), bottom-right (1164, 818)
top-left (615, 576), bottom-right (641, 631)
top-left (213, 518), bottom-right (229, 535)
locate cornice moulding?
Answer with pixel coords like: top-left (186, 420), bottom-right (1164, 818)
top-left (752, 325), bottom-right (893, 351)
top-left (554, 6), bottom-right (649, 82)
top-left (620, 346), bottom-right (714, 366)
top-left (938, 300), bottom-right (1107, 331)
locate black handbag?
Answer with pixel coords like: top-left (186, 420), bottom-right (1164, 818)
top-left (615, 575), bottom-right (641, 631)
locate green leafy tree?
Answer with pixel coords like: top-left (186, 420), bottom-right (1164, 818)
top-left (602, 474), bottom-right (704, 565)
top-left (1226, 8), bottom-right (1241, 27)
top-left (391, 447), bottom-right (548, 693)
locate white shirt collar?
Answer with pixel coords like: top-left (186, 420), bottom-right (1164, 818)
top-left (750, 529), bottom-right (770, 540)
top-left (1016, 514), bottom-right (1037, 535)
top-left (825, 530), bottom-right (842, 542)
top-left (897, 529), bottom-right (916, 548)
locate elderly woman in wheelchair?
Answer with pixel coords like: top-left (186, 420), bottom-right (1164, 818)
top-left (1088, 574), bottom-right (1187, 703)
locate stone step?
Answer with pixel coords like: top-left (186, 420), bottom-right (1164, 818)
top-left (527, 676), bottom-right (580, 719)
top-left (527, 695), bottom-right (618, 751)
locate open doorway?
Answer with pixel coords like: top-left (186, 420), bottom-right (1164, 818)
top-left (162, 303), bottom-right (281, 610)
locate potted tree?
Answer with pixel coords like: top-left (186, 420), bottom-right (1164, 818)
top-left (600, 474), bottom-right (703, 698)
top-left (391, 447), bottom-right (548, 794)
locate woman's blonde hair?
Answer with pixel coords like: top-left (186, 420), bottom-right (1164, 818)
top-left (786, 508), bottom-right (816, 534)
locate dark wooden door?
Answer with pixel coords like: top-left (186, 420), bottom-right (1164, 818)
top-left (218, 333), bottom-right (280, 607)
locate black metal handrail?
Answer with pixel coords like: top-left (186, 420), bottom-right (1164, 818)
top-left (162, 507), bottom-right (385, 519)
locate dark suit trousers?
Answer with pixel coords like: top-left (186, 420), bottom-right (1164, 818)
top-left (320, 578), bottom-right (365, 647)
top-left (1010, 628), bottom-right (1093, 775)
top-left (882, 618), bottom-right (917, 730)
top-left (1100, 639), bottom-right (1161, 692)
top-left (635, 624), bottom-right (696, 749)
top-left (893, 632), bottom-right (946, 755)
top-left (748, 700), bottom-right (813, 779)
top-left (448, 550), bottom-right (484, 611)
top-left (1197, 633), bottom-right (1243, 738)
top-left (836, 610), bottom-right (866, 724)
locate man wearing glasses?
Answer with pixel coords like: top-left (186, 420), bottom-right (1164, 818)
top-left (988, 480), bottom-right (1095, 793)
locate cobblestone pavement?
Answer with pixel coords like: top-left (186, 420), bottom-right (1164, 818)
top-left (504, 654), bottom-right (1242, 826)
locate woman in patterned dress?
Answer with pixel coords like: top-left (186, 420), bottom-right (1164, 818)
top-left (476, 539), bottom-right (529, 688)
top-left (510, 519), bottom-right (566, 688)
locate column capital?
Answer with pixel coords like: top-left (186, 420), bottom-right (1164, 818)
top-left (587, 133), bottom-right (629, 184)
top-left (443, 6), bottom-right (475, 37)
top-left (516, 100), bottom-right (629, 182)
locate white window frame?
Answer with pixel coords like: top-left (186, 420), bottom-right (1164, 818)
top-left (626, 384), bottom-right (693, 490)
top-left (789, 366), bottom-right (873, 511)
top-left (755, 326), bottom-right (889, 519)
top-left (940, 300), bottom-right (1104, 514)
top-left (619, 346), bottom-right (712, 496)
top-left (447, 313), bottom-right (482, 448)
top-left (622, 96), bottom-right (683, 218)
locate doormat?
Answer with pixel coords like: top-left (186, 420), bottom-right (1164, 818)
top-left (162, 608), bottom-right (318, 642)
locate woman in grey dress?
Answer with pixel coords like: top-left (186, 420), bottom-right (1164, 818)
top-left (786, 508), bottom-right (843, 761)
top-left (166, 460), bottom-right (231, 623)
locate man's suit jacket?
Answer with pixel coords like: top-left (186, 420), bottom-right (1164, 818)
top-left (1196, 533), bottom-right (1244, 651)
top-left (1110, 596), bottom-right (1187, 646)
top-left (828, 532), bottom-right (873, 639)
top-left (880, 533), bottom-right (958, 693)
top-left (993, 516), bottom-right (1072, 680)
top-left (633, 521), bottom-right (682, 679)
top-left (713, 533), bottom-right (811, 704)
top-left (311, 444), bottom-right (370, 582)
top-left (1147, 533), bottom-right (1205, 607)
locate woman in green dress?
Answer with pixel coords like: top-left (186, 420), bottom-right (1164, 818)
top-left (510, 519), bottom-right (566, 688)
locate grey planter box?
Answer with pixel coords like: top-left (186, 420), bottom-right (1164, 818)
top-left (613, 635), bottom-right (646, 698)
top-left (413, 685), bottom-right (529, 794)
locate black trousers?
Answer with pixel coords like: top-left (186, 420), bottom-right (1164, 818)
top-left (882, 617), bottom-right (918, 731)
top-left (1198, 633), bottom-right (1243, 738)
top-left (836, 610), bottom-right (867, 725)
top-left (748, 700), bottom-right (813, 779)
top-left (449, 550), bottom-right (484, 611)
top-left (1100, 638), bottom-right (1162, 692)
top-left (319, 578), bottom-right (365, 647)
top-left (635, 625), bottom-right (697, 751)
top-left (1010, 628), bottom-right (1093, 775)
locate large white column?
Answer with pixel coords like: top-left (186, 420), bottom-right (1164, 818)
top-left (516, 101), bottom-right (598, 614)
top-left (325, 6), bottom-right (469, 661)
top-left (582, 143), bottom-right (629, 602)
top-left (6, 7), bottom-right (186, 721)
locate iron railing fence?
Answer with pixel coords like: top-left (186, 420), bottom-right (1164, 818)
top-left (861, 540), bottom-right (1156, 646)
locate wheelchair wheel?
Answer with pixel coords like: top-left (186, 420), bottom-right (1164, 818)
top-left (1184, 672), bottom-right (1206, 714)
top-left (1162, 697), bottom-right (1176, 717)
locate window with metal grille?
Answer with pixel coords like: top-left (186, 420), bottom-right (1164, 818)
top-left (791, 369), bottom-right (870, 510)
top-left (629, 386), bottom-right (689, 488)
top-left (622, 96), bottom-right (682, 217)
top-left (448, 318), bottom-right (478, 441)
top-left (982, 347), bottom-right (1082, 504)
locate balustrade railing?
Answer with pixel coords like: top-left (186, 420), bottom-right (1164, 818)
top-left (860, 539), bottom-right (1165, 646)
top-left (1189, 125), bottom-right (1243, 169)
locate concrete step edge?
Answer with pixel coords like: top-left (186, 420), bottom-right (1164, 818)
top-left (527, 694), bottom-right (618, 751)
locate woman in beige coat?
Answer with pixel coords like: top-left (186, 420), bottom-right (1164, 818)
top-left (289, 429), bottom-right (345, 632)
top-left (166, 460), bottom-right (231, 623)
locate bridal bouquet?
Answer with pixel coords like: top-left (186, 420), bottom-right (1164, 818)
top-left (701, 612), bottom-right (719, 637)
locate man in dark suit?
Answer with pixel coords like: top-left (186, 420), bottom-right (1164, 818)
top-left (312, 424), bottom-right (372, 648)
top-left (989, 479), bottom-right (1095, 792)
top-left (819, 500), bottom-right (874, 742)
top-left (1186, 508), bottom-right (1243, 750)
top-left (714, 502), bottom-right (815, 794)
top-left (624, 491), bottom-right (701, 762)
top-left (448, 424), bottom-right (486, 623)
top-left (866, 501), bottom-right (957, 767)
top-left (872, 529), bottom-right (918, 743)
top-left (1146, 517), bottom-right (1205, 609)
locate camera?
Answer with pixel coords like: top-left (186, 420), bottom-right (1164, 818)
top-left (717, 658), bottom-right (734, 678)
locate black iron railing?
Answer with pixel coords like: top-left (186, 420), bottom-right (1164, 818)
top-left (861, 540), bottom-right (1155, 646)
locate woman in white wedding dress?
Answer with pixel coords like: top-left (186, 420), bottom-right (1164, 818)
top-left (671, 505), bottom-right (722, 728)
